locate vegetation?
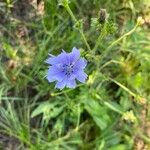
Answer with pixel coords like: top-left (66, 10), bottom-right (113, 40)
top-left (0, 0), bottom-right (150, 149)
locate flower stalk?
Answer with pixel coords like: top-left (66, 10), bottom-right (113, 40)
top-left (63, 1), bottom-right (91, 51)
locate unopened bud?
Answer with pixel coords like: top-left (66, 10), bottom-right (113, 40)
top-left (98, 9), bottom-right (109, 23)
top-left (58, 0), bottom-right (70, 7)
top-left (137, 16), bottom-right (145, 25)
top-left (122, 110), bottom-right (137, 123)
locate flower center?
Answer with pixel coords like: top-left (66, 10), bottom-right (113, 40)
top-left (62, 64), bottom-right (74, 75)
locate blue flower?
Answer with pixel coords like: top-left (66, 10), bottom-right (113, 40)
top-left (45, 47), bottom-right (87, 89)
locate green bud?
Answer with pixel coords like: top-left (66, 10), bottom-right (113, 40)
top-left (122, 110), bottom-right (137, 123)
top-left (74, 19), bottom-right (83, 30)
top-left (105, 21), bottom-right (117, 34)
top-left (58, 0), bottom-right (70, 7)
top-left (91, 18), bottom-right (99, 28)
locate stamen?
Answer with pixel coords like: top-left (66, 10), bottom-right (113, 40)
top-left (61, 63), bottom-right (74, 76)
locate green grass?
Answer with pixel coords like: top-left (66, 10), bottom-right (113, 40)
top-left (0, 0), bottom-right (150, 149)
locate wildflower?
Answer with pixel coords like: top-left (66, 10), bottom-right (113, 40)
top-left (45, 47), bottom-right (87, 89)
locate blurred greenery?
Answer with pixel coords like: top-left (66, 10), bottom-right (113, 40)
top-left (0, 0), bottom-right (150, 149)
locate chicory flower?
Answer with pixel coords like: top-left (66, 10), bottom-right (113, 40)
top-left (45, 47), bottom-right (87, 89)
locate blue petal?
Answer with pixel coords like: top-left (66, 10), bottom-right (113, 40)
top-left (74, 58), bottom-right (87, 71)
top-left (76, 71), bottom-right (87, 83)
top-left (45, 56), bottom-right (57, 65)
top-left (46, 67), bottom-right (59, 82)
top-left (68, 58), bottom-right (87, 81)
top-left (68, 74), bottom-right (76, 81)
top-left (53, 72), bottom-right (66, 82)
top-left (46, 75), bottom-right (56, 82)
top-left (69, 47), bottom-right (80, 63)
top-left (47, 66), bottom-right (65, 82)
top-left (46, 51), bottom-right (69, 65)
top-left (66, 79), bottom-right (76, 88)
top-left (55, 78), bottom-right (67, 90)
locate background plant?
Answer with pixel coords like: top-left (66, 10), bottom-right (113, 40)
top-left (0, 0), bottom-right (150, 149)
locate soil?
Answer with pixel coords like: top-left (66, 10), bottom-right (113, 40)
top-left (0, 133), bottom-right (20, 150)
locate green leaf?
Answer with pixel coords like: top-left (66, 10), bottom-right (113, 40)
top-left (3, 42), bottom-right (17, 59)
top-left (104, 101), bottom-right (123, 114)
top-left (84, 99), bottom-right (110, 130)
top-left (31, 101), bottom-right (65, 120)
top-left (108, 144), bottom-right (127, 150)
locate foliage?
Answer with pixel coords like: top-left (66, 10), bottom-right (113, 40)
top-left (0, 0), bottom-right (150, 149)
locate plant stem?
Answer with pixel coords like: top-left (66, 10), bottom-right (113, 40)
top-left (93, 23), bottom-right (106, 53)
top-left (64, 3), bottom-right (77, 22)
top-left (76, 104), bottom-right (81, 130)
top-left (108, 23), bottom-right (138, 50)
top-left (100, 23), bottom-right (139, 61)
top-left (99, 60), bottom-right (124, 71)
top-left (109, 77), bottom-right (137, 98)
top-left (79, 30), bottom-right (91, 51)
top-left (64, 4), bottom-right (91, 51)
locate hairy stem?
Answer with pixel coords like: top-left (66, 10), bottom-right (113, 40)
top-left (109, 77), bottom-right (137, 98)
top-left (100, 23), bottom-right (139, 61)
top-left (79, 30), bottom-right (91, 51)
top-left (93, 23), bottom-right (107, 53)
top-left (64, 4), bottom-right (91, 51)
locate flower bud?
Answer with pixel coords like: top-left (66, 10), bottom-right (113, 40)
top-left (58, 0), bottom-right (70, 7)
top-left (137, 16), bottom-right (145, 25)
top-left (122, 110), bottom-right (137, 123)
top-left (98, 9), bottom-right (109, 23)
